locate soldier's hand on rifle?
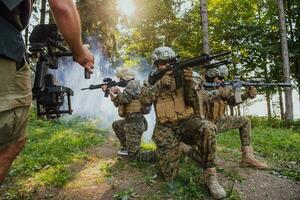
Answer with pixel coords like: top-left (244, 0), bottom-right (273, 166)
top-left (159, 72), bottom-right (173, 88)
top-left (218, 87), bottom-right (232, 98)
top-left (101, 85), bottom-right (107, 92)
top-left (183, 67), bottom-right (193, 84)
top-left (246, 86), bottom-right (257, 99)
top-left (73, 45), bottom-right (95, 73)
top-left (110, 87), bottom-right (121, 94)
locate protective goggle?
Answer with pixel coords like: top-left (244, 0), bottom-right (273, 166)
top-left (154, 60), bottom-right (170, 65)
top-left (218, 76), bottom-right (225, 81)
top-left (205, 76), bottom-right (225, 82)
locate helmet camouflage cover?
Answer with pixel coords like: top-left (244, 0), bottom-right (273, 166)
top-left (206, 60), bottom-right (229, 78)
top-left (116, 68), bottom-right (135, 81)
top-left (151, 46), bottom-right (176, 65)
top-left (218, 64), bottom-right (228, 77)
top-left (206, 67), bottom-right (220, 78)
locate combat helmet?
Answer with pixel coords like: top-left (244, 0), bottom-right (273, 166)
top-left (206, 67), bottom-right (220, 78)
top-left (151, 46), bottom-right (176, 65)
top-left (206, 60), bottom-right (229, 78)
top-left (116, 68), bottom-right (135, 81)
top-left (218, 64), bottom-right (228, 77)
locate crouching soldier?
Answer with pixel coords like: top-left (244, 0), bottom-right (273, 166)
top-left (139, 46), bottom-right (226, 199)
top-left (102, 68), bottom-right (156, 162)
top-left (204, 65), bottom-right (268, 169)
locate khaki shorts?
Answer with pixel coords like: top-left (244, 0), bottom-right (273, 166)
top-left (0, 106), bottom-right (30, 150)
top-left (0, 57), bottom-right (32, 112)
top-left (0, 56), bottom-right (32, 150)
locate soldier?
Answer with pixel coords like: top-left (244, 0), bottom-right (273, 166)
top-left (0, 0), bottom-right (94, 184)
top-left (139, 46), bottom-right (226, 199)
top-left (203, 65), bottom-right (268, 169)
top-left (103, 68), bottom-right (156, 161)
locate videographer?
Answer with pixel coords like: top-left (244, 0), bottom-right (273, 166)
top-left (0, 0), bottom-right (94, 184)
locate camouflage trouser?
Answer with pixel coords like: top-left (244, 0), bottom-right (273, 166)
top-left (152, 117), bottom-right (217, 181)
top-left (215, 116), bottom-right (251, 146)
top-left (112, 116), bottom-right (156, 161)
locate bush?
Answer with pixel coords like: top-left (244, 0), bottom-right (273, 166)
top-left (248, 116), bottom-right (284, 128)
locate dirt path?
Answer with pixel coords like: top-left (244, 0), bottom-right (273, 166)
top-left (218, 160), bottom-right (300, 200)
top-left (47, 137), bottom-right (299, 200)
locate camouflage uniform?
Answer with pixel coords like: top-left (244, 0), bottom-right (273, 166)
top-left (203, 66), bottom-right (268, 169)
top-left (111, 79), bottom-right (156, 161)
top-left (140, 73), bottom-right (218, 180)
top-left (140, 46), bottom-right (226, 199)
top-left (204, 87), bottom-right (252, 146)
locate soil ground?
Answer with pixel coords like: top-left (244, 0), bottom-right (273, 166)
top-left (39, 136), bottom-right (300, 200)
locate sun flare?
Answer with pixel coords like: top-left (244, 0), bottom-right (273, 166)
top-left (117, 0), bottom-right (136, 17)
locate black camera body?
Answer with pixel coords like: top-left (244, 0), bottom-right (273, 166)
top-left (29, 24), bottom-right (73, 119)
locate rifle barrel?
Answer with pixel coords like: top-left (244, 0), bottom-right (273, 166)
top-left (204, 82), bottom-right (292, 88)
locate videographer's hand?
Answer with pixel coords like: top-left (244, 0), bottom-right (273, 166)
top-left (73, 45), bottom-right (94, 73)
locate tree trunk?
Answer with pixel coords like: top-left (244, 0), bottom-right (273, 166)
top-left (286, 0), bottom-right (294, 41)
top-left (266, 91), bottom-right (272, 118)
top-left (237, 105), bottom-right (241, 116)
top-left (230, 106), bottom-right (234, 116)
top-left (295, 58), bottom-right (300, 103)
top-left (200, 0), bottom-right (209, 54)
top-left (287, 0), bottom-right (300, 106)
top-left (278, 87), bottom-right (285, 120)
top-left (277, 0), bottom-right (294, 122)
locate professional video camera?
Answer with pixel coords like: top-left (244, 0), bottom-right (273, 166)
top-left (29, 24), bottom-right (73, 119)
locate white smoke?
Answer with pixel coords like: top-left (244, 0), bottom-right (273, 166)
top-left (52, 42), bottom-right (155, 141)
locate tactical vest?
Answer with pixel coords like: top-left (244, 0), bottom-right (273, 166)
top-left (205, 98), bottom-right (227, 121)
top-left (154, 82), bottom-right (194, 124)
top-left (189, 80), bottom-right (205, 119)
top-left (118, 99), bottom-right (142, 118)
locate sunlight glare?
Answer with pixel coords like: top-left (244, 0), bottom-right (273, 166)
top-left (117, 0), bottom-right (136, 17)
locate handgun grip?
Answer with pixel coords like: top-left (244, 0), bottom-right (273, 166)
top-left (85, 68), bottom-right (91, 79)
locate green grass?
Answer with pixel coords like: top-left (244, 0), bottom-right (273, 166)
top-left (0, 111), bottom-right (106, 199)
top-left (217, 121), bottom-right (300, 181)
top-left (2, 113), bottom-right (299, 200)
top-left (113, 187), bottom-right (139, 199)
top-left (138, 117), bottom-right (300, 200)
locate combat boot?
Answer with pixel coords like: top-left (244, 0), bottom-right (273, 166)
top-left (240, 146), bottom-right (268, 169)
top-left (203, 168), bottom-right (226, 199)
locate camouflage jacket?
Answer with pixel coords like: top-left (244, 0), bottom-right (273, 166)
top-left (111, 79), bottom-right (141, 107)
top-left (139, 72), bottom-right (194, 107)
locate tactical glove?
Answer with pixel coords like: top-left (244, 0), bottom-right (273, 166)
top-left (183, 67), bottom-right (193, 83)
top-left (159, 73), bottom-right (173, 88)
top-left (245, 87), bottom-right (257, 99)
top-left (218, 87), bottom-right (232, 98)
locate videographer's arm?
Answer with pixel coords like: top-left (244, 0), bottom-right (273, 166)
top-left (48, 0), bottom-right (94, 72)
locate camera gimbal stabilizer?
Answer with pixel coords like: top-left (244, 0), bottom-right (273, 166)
top-left (29, 24), bottom-right (73, 119)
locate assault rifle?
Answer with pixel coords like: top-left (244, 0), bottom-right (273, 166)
top-left (81, 78), bottom-right (127, 97)
top-left (148, 51), bottom-right (231, 88)
top-left (204, 76), bottom-right (292, 104)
